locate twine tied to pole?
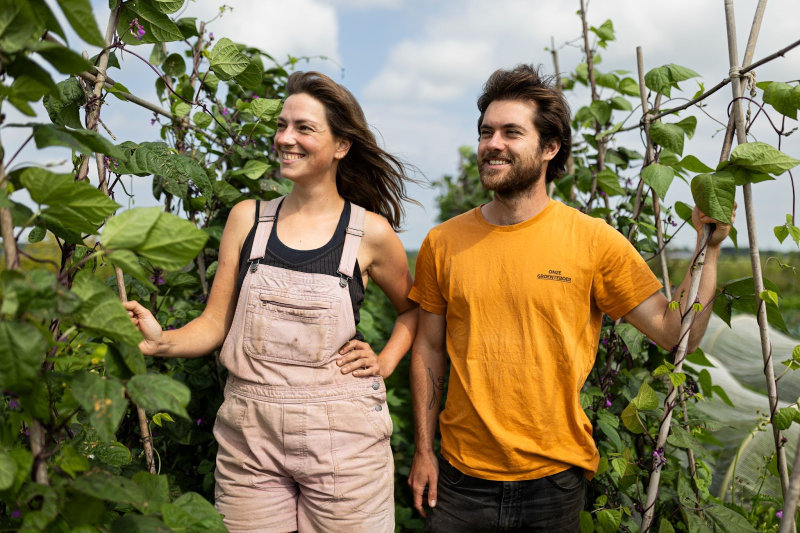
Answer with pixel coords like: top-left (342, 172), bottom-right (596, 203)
top-left (728, 65), bottom-right (758, 97)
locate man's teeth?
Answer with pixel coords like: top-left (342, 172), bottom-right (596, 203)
top-left (488, 160), bottom-right (510, 165)
top-left (283, 153), bottom-right (304, 160)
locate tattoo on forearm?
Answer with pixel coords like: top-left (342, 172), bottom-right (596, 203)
top-left (427, 367), bottom-right (445, 411)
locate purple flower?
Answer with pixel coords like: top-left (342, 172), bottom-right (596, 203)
top-left (196, 418), bottom-right (203, 426)
top-left (131, 18), bottom-right (145, 42)
top-left (605, 398), bottom-right (612, 408)
top-left (151, 118), bottom-right (157, 126)
top-left (11, 510), bottom-right (20, 519)
top-left (652, 447), bottom-right (666, 467)
top-left (777, 510), bottom-right (784, 519)
top-left (221, 107), bottom-right (229, 116)
top-left (209, 32), bottom-right (215, 41)
top-left (9, 398), bottom-right (19, 410)
top-left (24, 428), bottom-right (29, 437)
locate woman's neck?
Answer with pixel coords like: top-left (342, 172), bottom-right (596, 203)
top-left (282, 178), bottom-right (344, 218)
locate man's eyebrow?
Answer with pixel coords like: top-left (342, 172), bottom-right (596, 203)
top-left (480, 122), bottom-right (528, 130)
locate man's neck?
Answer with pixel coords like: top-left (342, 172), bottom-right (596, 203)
top-left (481, 181), bottom-right (550, 226)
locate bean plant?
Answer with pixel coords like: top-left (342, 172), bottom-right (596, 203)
top-left (1, 0), bottom-right (799, 532)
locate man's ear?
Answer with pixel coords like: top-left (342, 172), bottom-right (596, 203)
top-left (334, 138), bottom-right (352, 160)
top-left (542, 138), bottom-right (561, 162)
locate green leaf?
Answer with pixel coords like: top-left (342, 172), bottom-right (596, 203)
top-left (103, 206), bottom-right (162, 250)
top-left (0, 2), bottom-right (44, 53)
top-left (676, 116), bottom-right (697, 139)
top-left (152, 412), bottom-right (175, 427)
top-left (763, 82), bottom-right (799, 120)
top-left (773, 407), bottom-right (796, 430)
top-left (193, 112), bottom-right (212, 129)
top-left (162, 53), bottom-right (186, 77)
top-left (595, 169), bottom-right (625, 196)
top-left (28, 0), bottom-right (67, 42)
top-left (135, 212), bottom-right (209, 270)
top-left (690, 172), bottom-right (736, 224)
top-left (250, 99), bottom-right (283, 122)
top-left (21, 168), bottom-right (120, 234)
top-left (57, 444), bottom-right (90, 478)
top-left (165, 492), bottom-right (226, 532)
top-left (650, 121), bottom-right (685, 156)
top-left (760, 289), bottom-right (779, 307)
top-left (704, 505), bottom-right (756, 533)
top-left (0, 448), bottom-right (18, 490)
top-left (621, 403), bottom-right (644, 433)
top-left (232, 159), bottom-right (269, 181)
top-left (590, 20), bottom-right (615, 41)
top-left (579, 511), bottom-right (594, 533)
top-left (680, 155), bottom-right (715, 173)
top-left (642, 163), bottom-right (675, 200)
top-left (115, 142), bottom-right (212, 198)
top-left (595, 72), bottom-right (619, 90)
top-left (235, 61), bottom-right (264, 90)
top-left (615, 323), bottom-right (646, 359)
top-left (645, 66), bottom-right (673, 97)
top-left (699, 369), bottom-right (712, 396)
top-left (730, 142), bottom-right (800, 175)
top-left (0, 320), bottom-right (46, 394)
top-left (659, 517), bottom-right (676, 533)
top-left (213, 179), bottom-right (245, 207)
top-left (43, 77), bottom-right (86, 129)
top-left (107, 249), bottom-right (157, 290)
top-left (32, 41), bottom-right (93, 75)
top-left (6, 56), bottom-right (59, 97)
top-left (712, 385), bottom-right (734, 407)
top-left (686, 348), bottom-right (715, 368)
top-left (71, 371), bottom-right (128, 442)
top-left (598, 420), bottom-right (622, 451)
top-left (633, 381), bottom-right (659, 411)
top-left (152, 0), bottom-right (185, 14)
top-left (176, 17), bottom-right (198, 38)
top-left (111, 515), bottom-right (172, 532)
top-left (127, 374), bottom-right (191, 419)
top-left (149, 43), bottom-right (167, 66)
top-left (55, 0), bottom-right (105, 46)
top-left (32, 123), bottom-right (129, 162)
top-left (668, 426), bottom-right (703, 451)
top-left (669, 372), bottom-right (687, 389)
top-left (172, 101), bottom-right (191, 117)
top-left (118, 0), bottom-right (184, 44)
top-left (609, 95), bottom-right (632, 111)
top-left (73, 470), bottom-right (149, 509)
top-left (597, 509), bottom-right (621, 533)
top-left (618, 77), bottom-right (639, 97)
top-left (132, 470), bottom-right (170, 508)
top-left (71, 270), bottom-right (143, 346)
top-left (669, 64), bottom-right (701, 82)
top-left (674, 201), bottom-right (694, 223)
top-left (27, 223), bottom-right (46, 243)
top-left (590, 100), bottom-right (612, 125)
top-left (209, 37), bottom-right (251, 81)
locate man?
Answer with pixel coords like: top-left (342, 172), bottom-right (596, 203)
top-left (407, 64), bottom-right (734, 532)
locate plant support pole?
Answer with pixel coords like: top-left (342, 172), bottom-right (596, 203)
top-left (641, 225), bottom-right (711, 532)
top-left (724, 0), bottom-right (791, 511)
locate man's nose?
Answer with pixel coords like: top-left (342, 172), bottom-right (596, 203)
top-left (486, 132), bottom-right (505, 152)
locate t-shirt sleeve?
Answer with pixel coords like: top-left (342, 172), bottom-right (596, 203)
top-left (592, 223), bottom-right (663, 321)
top-left (408, 233), bottom-right (447, 315)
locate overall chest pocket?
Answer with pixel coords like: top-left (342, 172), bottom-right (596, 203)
top-left (243, 286), bottom-right (340, 366)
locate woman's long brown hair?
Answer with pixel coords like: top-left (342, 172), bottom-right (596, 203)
top-left (285, 71), bottom-right (419, 230)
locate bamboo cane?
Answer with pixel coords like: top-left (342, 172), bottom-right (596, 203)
top-left (724, 0), bottom-right (791, 511)
top-left (86, 1), bottom-right (157, 475)
top-left (579, 0), bottom-right (607, 210)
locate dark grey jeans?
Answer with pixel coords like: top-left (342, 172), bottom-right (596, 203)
top-left (424, 454), bottom-right (585, 533)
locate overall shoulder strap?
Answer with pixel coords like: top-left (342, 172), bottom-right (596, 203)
top-left (249, 197), bottom-right (283, 261)
top-left (337, 203), bottom-right (366, 286)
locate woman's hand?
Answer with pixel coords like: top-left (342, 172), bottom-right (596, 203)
top-left (123, 301), bottom-right (163, 356)
top-left (337, 340), bottom-right (388, 378)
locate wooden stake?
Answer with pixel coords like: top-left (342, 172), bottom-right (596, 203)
top-left (724, 0), bottom-right (791, 515)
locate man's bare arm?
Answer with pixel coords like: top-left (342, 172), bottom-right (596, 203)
top-left (408, 309), bottom-right (447, 517)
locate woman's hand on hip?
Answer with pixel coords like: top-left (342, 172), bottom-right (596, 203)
top-left (123, 301), bottom-right (163, 356)
top-left (337, 340), bottom-right (387, 378)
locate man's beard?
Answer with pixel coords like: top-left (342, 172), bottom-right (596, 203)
top-left (479, 151), bottom-right (544, 197)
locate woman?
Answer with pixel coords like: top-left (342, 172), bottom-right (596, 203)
top-left (124, 71), bottom-right (419, 533)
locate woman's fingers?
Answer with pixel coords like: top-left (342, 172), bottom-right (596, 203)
top-left (337, 350), bottom-right (380, 375)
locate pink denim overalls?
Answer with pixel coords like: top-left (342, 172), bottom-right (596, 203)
top-left (214, 198), bottom-right (394, 532)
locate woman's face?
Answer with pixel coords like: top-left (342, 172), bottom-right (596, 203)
top-left (275, 93), bottom-right (350, 184)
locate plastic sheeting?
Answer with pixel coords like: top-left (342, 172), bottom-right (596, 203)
top-left (695, 314), bottom-right (800, 500)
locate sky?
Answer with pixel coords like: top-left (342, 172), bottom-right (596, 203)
top-left (7, 0), bottom-right (800, 253)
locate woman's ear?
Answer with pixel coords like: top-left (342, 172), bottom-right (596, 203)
top-left (334, 138), bottom-right (352, 160)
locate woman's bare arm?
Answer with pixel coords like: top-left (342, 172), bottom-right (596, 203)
top-left (125, 199), bottom-right (256, 358)
top-left (336, 212), bottom-right (418, 378)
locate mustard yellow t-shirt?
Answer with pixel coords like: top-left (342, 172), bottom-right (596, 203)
top-left (409, 200), bottom-right (662, 481)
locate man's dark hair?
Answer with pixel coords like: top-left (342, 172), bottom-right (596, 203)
top-left (477, 64), bottom-right (572, 184)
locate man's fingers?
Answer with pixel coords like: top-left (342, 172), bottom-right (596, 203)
top-left (427, 473), bottom-right (438, 508)
top-left (411, 478), bottom-right (427, 517)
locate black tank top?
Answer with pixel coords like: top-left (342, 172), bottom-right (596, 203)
top-left (237, 200), bottom-right (366, 340)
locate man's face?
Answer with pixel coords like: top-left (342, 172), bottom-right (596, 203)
top-left (477, 100), bottom-right (549, 195)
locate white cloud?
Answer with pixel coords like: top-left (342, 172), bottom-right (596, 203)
top-left (190, 0), bottom-right (340, 63)
top-left (322, 0), bottom-right (402, 9)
